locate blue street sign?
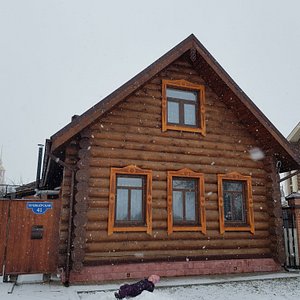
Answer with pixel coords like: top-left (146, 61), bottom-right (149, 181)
top-left (26, 202), bottom-right (53, 214)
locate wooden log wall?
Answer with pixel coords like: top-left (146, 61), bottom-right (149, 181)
top-left (63, 55), bottom-right (280, 266)
top-left (265, 156), bottom-right (285, 264)
top-left (72, 129), bottom-right (91, 271)
top-left (58, 142), bottom-right (80, 267)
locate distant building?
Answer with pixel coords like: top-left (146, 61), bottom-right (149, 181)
top-left (282, 122), bottom-right (300, 195)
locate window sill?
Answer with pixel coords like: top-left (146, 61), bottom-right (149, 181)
top-left (169, 226), bottom-right (206, 234)
top-left (108, 226), bottom-right (151, 235)
top-left (222, 226), bottom-right (255, 234)
top-left (162, 124), bottom-right (206, 135)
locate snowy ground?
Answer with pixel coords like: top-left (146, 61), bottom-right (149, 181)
top-left (1, 272), bottom-right (300, 300)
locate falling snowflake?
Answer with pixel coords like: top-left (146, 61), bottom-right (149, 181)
top-left (249, 147), bottom-right (265, 161)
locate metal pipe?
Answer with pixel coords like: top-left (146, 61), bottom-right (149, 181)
top-left (36, 144), bottom-right (44, 188)
top-left (34, 190), bottom-right (60, 196)
top-left (64, 170), bottom-right (75, 287)
top-left (48, 152), bottom-right (76, 286)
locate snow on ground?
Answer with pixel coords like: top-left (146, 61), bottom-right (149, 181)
top-left (80, 277), bottom-right (300, 300)
top-left (1, 272), bottom-right (300, 300)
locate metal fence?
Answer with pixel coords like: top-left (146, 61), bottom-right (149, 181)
top-left (283, 207), bottom-right (300, 268)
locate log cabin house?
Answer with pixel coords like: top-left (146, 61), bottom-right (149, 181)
top-left (41, 34), bottom-right (300, 284)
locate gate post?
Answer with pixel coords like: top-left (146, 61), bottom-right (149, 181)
top-left (286, 192), bottom-right (300, 260)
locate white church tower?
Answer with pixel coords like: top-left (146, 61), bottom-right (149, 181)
top-left (0, 147), bottom-right (5, 192)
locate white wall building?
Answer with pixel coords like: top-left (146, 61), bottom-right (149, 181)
top-left (282, 122), bottom-right (300, 196)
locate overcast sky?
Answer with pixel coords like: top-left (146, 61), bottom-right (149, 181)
top-left (1, 0), bottom-right (300, 185)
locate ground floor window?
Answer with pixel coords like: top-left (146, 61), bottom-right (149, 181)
top-left (108, 165), bottom-right (152, 235)
top-left (218, 172), bottom-right (254, 234)
top-left (167, 168), bottom-right (206, 234)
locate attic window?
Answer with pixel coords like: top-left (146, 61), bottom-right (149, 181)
top-left (162, 80), bottom-right (206, 135)
top-left (218, 172), bottom-right (255, 234)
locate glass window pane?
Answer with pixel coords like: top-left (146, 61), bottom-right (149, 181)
top-left (130, 190), bottom-right (143, 221)
top-left (117, 176), bottom-right (142, 187)
top-left (167, 101), bottom-right (179, 124)
top-left (173, 179), bottom-right (195, 190)
top-left (116, 189), bottom-right (128, 220)
top-left (223, 181), bottom-right (243, 192)
top-left (223, 193), bottom-right (232, 221)
top-left (223, 192), bottom-right (245, 222)
top-left (186, 192), bottom-right (196, 221)
top-left (184, 103), bottom-right (196, 125)
top-left (167, 88), bottom-right (197, 101)
top-left (232, 193), bottom-right (245, 222)
top-left (173, 191), bottom-right (183, 220)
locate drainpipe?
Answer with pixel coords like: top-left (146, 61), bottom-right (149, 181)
top-left (36, 144), bottom-right (44, 189)
top-left (64, 169), bottom-right (75, 287)
top-left (48, 153), bottom-right (76, 286)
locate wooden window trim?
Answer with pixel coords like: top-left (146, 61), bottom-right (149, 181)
top-left (217, 172), bottom-right (255, 234)
top-left (108, 165), bottom-right (152, 236)
top-left (162, 79), bottom-right (206, 135)
top-left (114, 174), bottom-right (146, 227)
top-left (167, 168), bottom-right (206, 235)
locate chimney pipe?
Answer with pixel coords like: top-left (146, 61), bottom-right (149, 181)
top-left (36, 144), bottom-right (44, 189)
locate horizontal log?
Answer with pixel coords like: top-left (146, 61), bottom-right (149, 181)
top-left (119, 100), bottom-right (161, 113)
top-left (87, 178), bottom-right (264, 198)
top-left (102, 115), bottom-right (161, 129)
top-left (91, 124), bottom-right (250, 154)
top-left (119, 96), bottom-right (251, 126)
top-left (98, 121), bottom-right (260, 147)
top-left (88, 200), bottom-right (109, 209)
top-left (103, 107), bottom-right (250, 135)
top-left (84, 247), bottom-right (271, 262)
top-left (86, 238), bottom-right (271, 253)
top-left (85, 229), bottom-right (269, 242)
top-left (92, 121), bottom-right (259, 147)
top-left (84, 217), bottom-right (269, 234)
top-left (85, 178), bottom-right (267, 197)
top-left (86, 222), bottom-right (108, 231)
top-left (89, 141), bottom-right (260, 165)
top-left (88, 149), bottom-right (264, 172)
top-left (86, 209), bottom-right (108, 222)
top-left (86, 196), bottom-right (218, 210)
top-left (86, 167), bottom-right (266, 192)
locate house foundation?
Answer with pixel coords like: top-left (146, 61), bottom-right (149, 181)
top-left (69, 258), bottom-right (281, 283)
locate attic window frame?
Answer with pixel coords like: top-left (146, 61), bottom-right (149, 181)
top-left (217, 172), bottom-right (255, 234)
top-left (167, 168), bottom-right (206, 235)
top-left (162, 79), bottom-right (206, 135)
top-left (108, 165), bottom-right (152, 236)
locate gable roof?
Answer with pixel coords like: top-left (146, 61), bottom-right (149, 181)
top-left (45, 34), bottom-right (299, 180)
